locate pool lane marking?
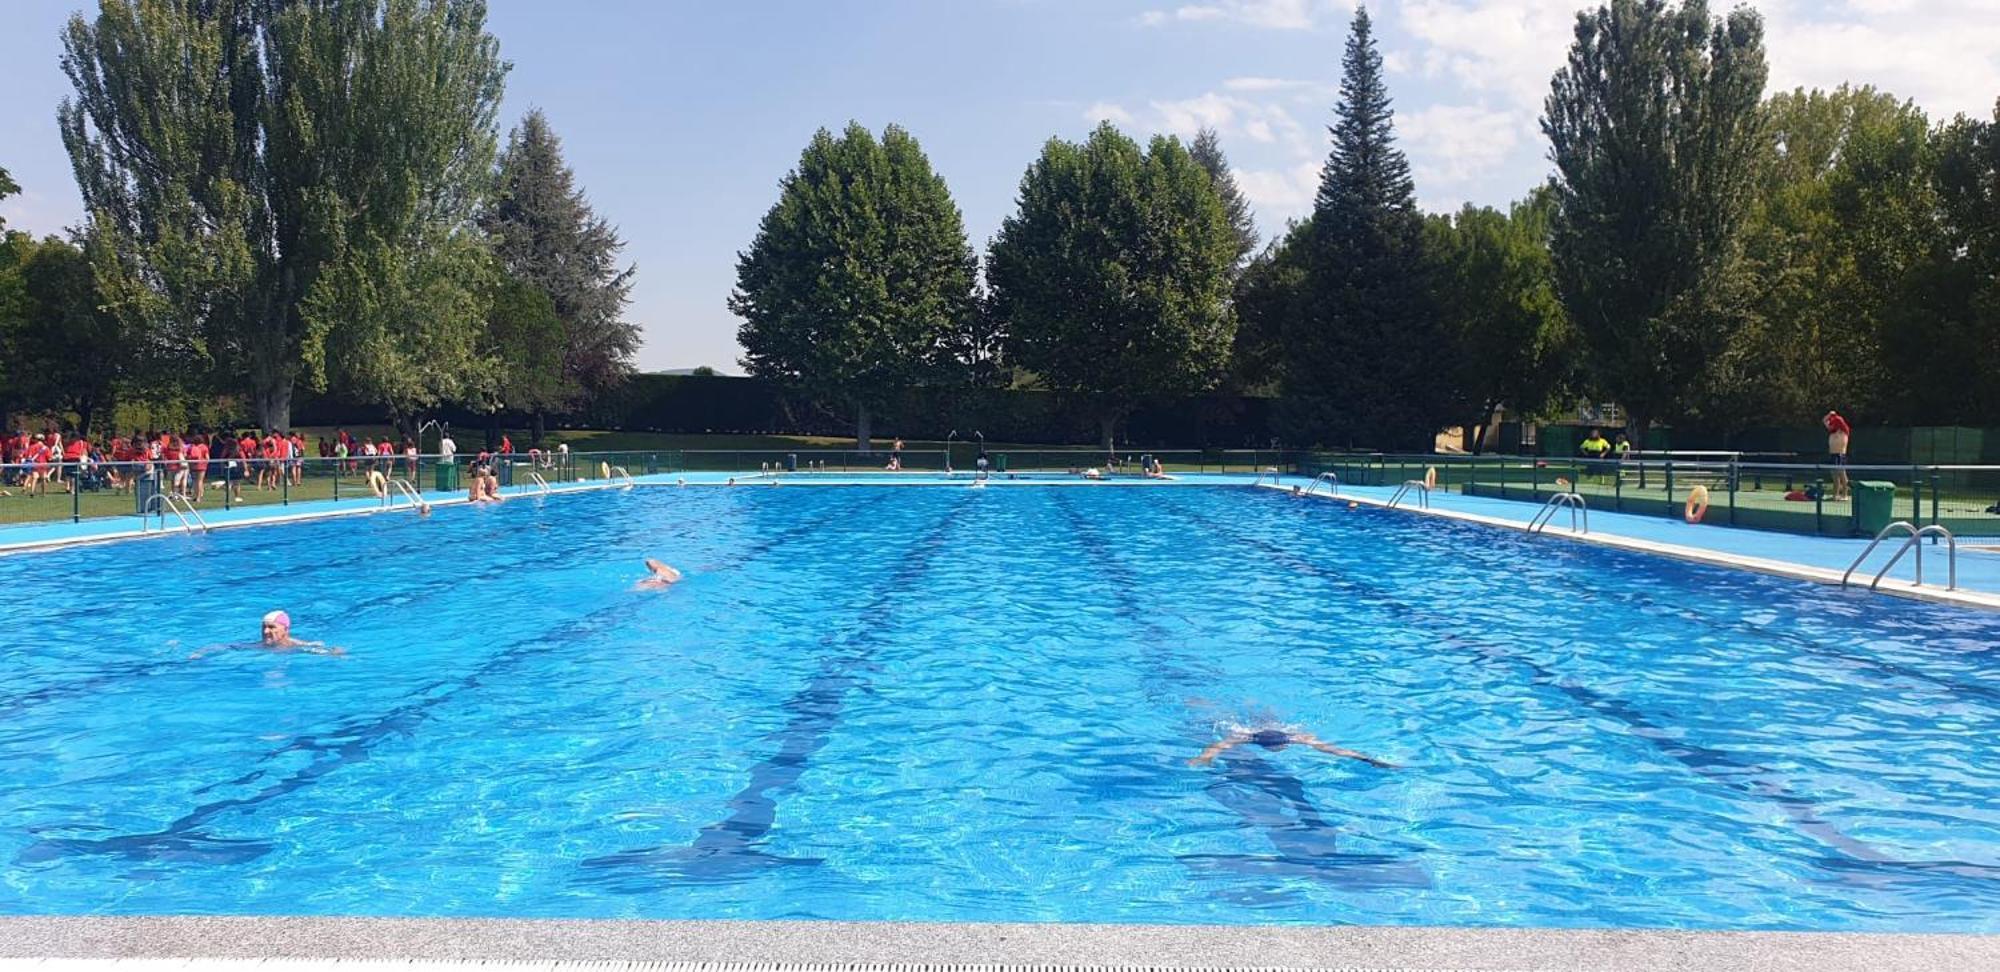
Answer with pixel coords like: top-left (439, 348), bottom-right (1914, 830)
top-left (578, 493), bottom-right (978, 888)
top-left (15, 493), bottom-right (892, 868)
top-left (1177, 504), bottom-right (2000, 885)
top-left (1049, 493), bottom-right (1428, 889)
top-left (0, 493), bottom-right (730, 722)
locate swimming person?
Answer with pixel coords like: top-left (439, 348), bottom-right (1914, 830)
top-left (637, 558), bottom-right (683, 589)
top-left (1190, 727), bottom-right (1396, 768)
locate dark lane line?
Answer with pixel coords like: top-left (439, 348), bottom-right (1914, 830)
top-left (579, 493), bottom-right (975, 889)
top-left (1180, 500), bottom-right (2000, 886)
top-left (1049, 493), bottom-right (1427, 890)
top-left (18, 493), bottom-right (889, 868)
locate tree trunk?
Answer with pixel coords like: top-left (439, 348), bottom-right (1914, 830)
top-left (254, 377), bottom-right (293, 432)
top-left (531, 411), bottom-right (546, 448)
top-left (485, 412), bottom-right (501, 451)
top-left (1473, 404), bottom-right (1499, 454)
top-left (855, 401), bottom-right (873, 453)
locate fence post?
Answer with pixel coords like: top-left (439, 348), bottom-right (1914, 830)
top-left (1911, 466), bottom-right (1921, 522)
top-left (1814, 476), bottom-right (1823, 535)
top-left (282, 469), bottom-right (289, 506)
top-left (72, 470), bottom-right (81, 523)
top-left (1930, 474), bottom-right (1940, 526)
top-left (1728, 467), bottom-right (1737, 526)
top-left (1664, 460), bottom-right (1675, 520)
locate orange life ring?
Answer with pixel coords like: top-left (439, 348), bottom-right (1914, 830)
top-left (1684, 484), bottom-right (1710, 524)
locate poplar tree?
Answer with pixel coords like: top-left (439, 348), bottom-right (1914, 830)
top-left (987, 123), bottom-right (1237, 448)
top-left (58, 0), bottom-right (506, 430)
top-left (1543, 0), bottom-right (1767, 441)
top-left (732, 123), bottom-right (981, 449)
top-left (481, 109), bottom-right (639, 428)
top-left (1280, 4), bottom-right (1446, 450)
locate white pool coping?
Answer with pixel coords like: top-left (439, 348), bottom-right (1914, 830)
top-left (1272, 484), bottom-right (2000, 613)
top-left (0, 917), bottom-right (1994, 971)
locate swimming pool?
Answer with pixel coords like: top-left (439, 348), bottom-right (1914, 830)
top-left (0, 485), bottom-right (1995, 930)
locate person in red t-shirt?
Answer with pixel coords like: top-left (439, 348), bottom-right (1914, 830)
top-left (260, 432), bottom-right (280, 490)
top-left (186, 434), bottom-right (211, 502)
top-left (22, 435), bottom-right (51, 495)
top-left (1823, 410), bottom-right (1852, 501)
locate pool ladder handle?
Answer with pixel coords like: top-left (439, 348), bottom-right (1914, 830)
top-left (527, 472), bottom-right (552, 495)
top-left (1387, 479), bottom-right (1430, 510)
top-left (1528, 491), bottom-right (1589, 535)
top-left (385, 477), bottom-right (426, 512)
top-left (1250, 467), bottom-right (1285, 488)
top-left (609, 466), bottom-right (635, 490)
top-left (1303, 472), bottom-right (1340, 498)
top-left (145, 491), bottom-right (210, 535)
top-left (1842, 522), bottom-right (1957, 592)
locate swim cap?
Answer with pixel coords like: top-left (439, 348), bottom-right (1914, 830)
top-left (262, 610), bottom-right (291, 632)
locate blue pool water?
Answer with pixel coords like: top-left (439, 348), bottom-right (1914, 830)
top-left (0, 485), bottom-right (1996, 930)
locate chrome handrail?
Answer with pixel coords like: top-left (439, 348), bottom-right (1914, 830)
top-left (527, 472), bottom-right (552, 495)
top-left (1387, 480), bottom-right (1430, 510)
top-left (1527, 491), bottom-right (1589, 535)
top-left (609, 466), bottom-right (635, 490)
top-left (145, 492), bottom-right (209, 534)
top-left (386, 478), bottom-right (426, 511)
top-left (1843, 522), bottom-right (1957, 592)
top-left (1303, 472), bottom-right (1340, 498)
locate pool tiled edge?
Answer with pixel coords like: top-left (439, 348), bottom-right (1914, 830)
top-left (0, 916), bottom-right (1994, 972)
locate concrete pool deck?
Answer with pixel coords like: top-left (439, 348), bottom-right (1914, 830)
top-left (0, 917), bottom-right (1996, 972)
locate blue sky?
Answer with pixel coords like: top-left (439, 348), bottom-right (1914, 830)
top-left (4, 1), bottom-right (1997, 372)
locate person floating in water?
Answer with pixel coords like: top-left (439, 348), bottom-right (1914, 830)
top-left (636, 558), bottom-right (683, 589)
top-left (1190, 727), bottom-right (1396, 768)
top-left (193, 610), bottom-right (343, 658)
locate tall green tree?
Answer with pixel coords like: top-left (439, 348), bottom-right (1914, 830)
top-left (480, 109), bottom-right (639, 436)
top-left (1891, 100), bottom-right (2000, 423)
top-left (0, 166), bottom-right (18, 232)
top-left (1229, 220), bottom-right (1310, 396)
top-left (58, 0), bottom-right (507, 430)
top-left (1280, 4), bottom-right (1445, 450)
top-left (1424, 191), bottom-right (1573, 452)
top-left (987, 122), bottom-right (1237, 448)
top-left (1190, 127), bottom-right (1259, 269)
top-left (1730, 86), bottom-right (1934, 425)
top-left (4, 236), bottom-right (129, 435)
top-left (1542, 0), bottom-right (1768, 441)
top-left (732, 122), bottom-right (981, 449)
top-left (465, 271), bottom-right (568, 418)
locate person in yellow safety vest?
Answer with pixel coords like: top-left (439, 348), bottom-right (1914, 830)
top-left (1579, 428), bottom-right (1612, 481)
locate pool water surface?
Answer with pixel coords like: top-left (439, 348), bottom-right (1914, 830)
top-left (0, 485), bottom-right (1995, 930)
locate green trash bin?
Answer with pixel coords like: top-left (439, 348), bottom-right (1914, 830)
top-left (436, 462), bottom-right (462, 492)
top-left (995, 453), bottom-right (1008, 472)
top-left (1853, 481), bottom-right (1897, 535)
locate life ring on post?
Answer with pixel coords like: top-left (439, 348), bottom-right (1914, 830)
top-left (1424, 466), bottom-right (1438, 491)
top-left (1684, 484), bottom-right (1710, 524)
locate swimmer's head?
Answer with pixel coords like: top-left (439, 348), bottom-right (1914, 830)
top-left (260, 610), bottom-right (291, 644)
top-left (1347, 502), bottom-right (1358, 510)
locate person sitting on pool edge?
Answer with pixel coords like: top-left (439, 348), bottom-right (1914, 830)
top-left (636, 558), bottom-right (683, 589)
top-left (1190, 727), bottom-right (1396, 768)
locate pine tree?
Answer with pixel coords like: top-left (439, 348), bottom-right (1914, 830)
top-left (1191, 128), bottom-right (1259, 268)
top-left (1280, 4), bottom-right (1446, 449)
top-left (482, 110), bottom-right (640, 425)
top-left (731, 123), bottom-right (981, 449)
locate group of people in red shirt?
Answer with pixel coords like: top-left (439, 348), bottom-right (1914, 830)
top-left (2, 427), bottom-right (347, 504)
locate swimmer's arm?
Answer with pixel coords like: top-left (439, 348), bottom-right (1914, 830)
top-left (1189, 732), bottom-right (1249, 767)
top-left (1297, 734), bottom-right (1398, 768)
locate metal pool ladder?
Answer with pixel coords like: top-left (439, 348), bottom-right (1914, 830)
top-left (1387, 479), bottom-right (1430, 509)
top-left (1528, 492), bottom-right (1589, 535)
top-left (1842, 521), bottom-right (1957, 592)
top-left (1303, 472), bottom-right (1340, 498)
top-left (609, 465), bottom-right (635, 490)
top-left (1250, 467), bottom-right (1285, 488)
top-left (527, 472), bottom-right (552, 495)
top-left (385, 478), bottom-right (426, 511)
top-left (145, 492), bottom-right (210, 535)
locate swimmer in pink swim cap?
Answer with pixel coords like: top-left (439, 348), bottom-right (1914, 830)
top-left (259, 610), bottom-right (342, 654)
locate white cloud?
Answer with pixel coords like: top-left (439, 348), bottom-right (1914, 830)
top-left (1083, 101), bottom-right (1137, 125)
top-left (1235, 160), bottom-right (1323, 222)
top-left (1759, 0), bottom-right (2000, 120)
top-left (1398, 103), bottom-right (1522, 196)
top-left (1137, 0), bottom-right (1332, 31)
